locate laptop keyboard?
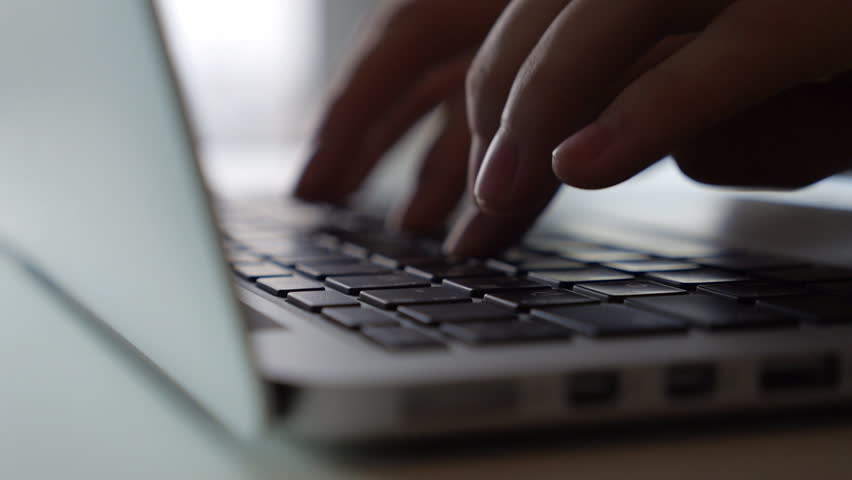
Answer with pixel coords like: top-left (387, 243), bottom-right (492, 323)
top-left (219, 202), bottom-right (852, 351)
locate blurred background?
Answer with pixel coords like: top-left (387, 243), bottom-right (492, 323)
top-left (157, 0), bottom-right (378, 145)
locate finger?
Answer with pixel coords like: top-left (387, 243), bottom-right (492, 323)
top-left (674, 81), bottom-right (852, 187)
top-left (295, 0), bottom-right (507, 201)
top-left (465, 0), bottom-right (574, 194)
top-left (474, 0), bottom-right (730, 213)
top-left (387, 96), bottom-right (470, 235)
top-left (332, 53), bottom-right (472, 201)
top-left (443, 201), bottom-right (545, 257)
top-left (553, 0), bottom-right (852, 189)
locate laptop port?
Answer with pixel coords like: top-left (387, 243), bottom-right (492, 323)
top-left (568, 371), bottom-right (619, 406)
top-left (666, 363), bottom-right (716, 399)
top-left (760, 353), bottom-right (840, 393)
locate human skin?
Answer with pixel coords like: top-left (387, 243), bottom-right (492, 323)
top-left (295, 0), bottom-right (852, 256)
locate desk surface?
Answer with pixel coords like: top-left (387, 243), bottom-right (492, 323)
top-left (3, 144), bottom-right (851, 479)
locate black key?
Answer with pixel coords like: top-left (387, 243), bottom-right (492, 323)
top-left (697, 281), bottom-right (808, 301)
top-left (341, 242), bottom-right (370, 258)
top-left (531, 304), bottom-right (686, 337)
top-left (691, 254), bottom-right (805, 271)
top-left (627, 295), bottom-right (798, 330)
top-left (646, 269), bottom-right (748, 289)
top-left (562, 250), bottom-right (650, 263)
top-left (405, 262), bottom-right (501, 281)
top-left (256, 277), bottom-right (324, 296)
top-left (286, 290), bottom-right (359, 312)
top-left (498, 248), bottom-right (554, 264)
top-left (359, 286), bottom-right (470, 309)
top-left (399, 302), bottom-right (515, 325)
top-left (271, 253), bottom-right (355, 267)
top-left (527, 268), bottom-right (634, 288)
top-left (484, 289), bottom-right (598, 311)
top-left (488, 257), bottom-right (586, 274)
top-left (524, 237), bottom-right (601, 253)
top-left (440, 320), bottom-right (572, 345)
top-left (809, 280), bottom-right (852, 296)
top-left (233, 263), bottom-right (292, 281)
top-left (371, 253), bottom-right (446, 269)
top-left (754, 266), bottom-right (852, 283)
top-left (295, 262), bottom-right (392, 280)
top-left (368, 243), bottom-right (445, 268)
top-left (603, 260), bottom-right (700, 273)
top-left (361, 326), bottom-right (444, 350)
top-left (758, 295), bottom-right (852, 324)
top-left (575, 280), bottom-right (686, 300)
top-left (326, 272), bottom-right (430, 295)
top-left (323, 307), bottom-right (399, 329)
top-left (443, 276), bottom-right (549, 297)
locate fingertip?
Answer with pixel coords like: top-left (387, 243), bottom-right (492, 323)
top-left (551, 121), bottom-right (615, 189)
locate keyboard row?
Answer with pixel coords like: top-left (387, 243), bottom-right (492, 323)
top-left (233, 265), bottom-right (852, 351)
top-left (221, 213), bottom-right (852, 351)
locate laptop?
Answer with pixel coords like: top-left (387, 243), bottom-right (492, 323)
top-left (2, 0), bottom-right (852, 442)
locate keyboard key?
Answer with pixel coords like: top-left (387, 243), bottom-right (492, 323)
top-left (691, 254), bottom-right (805, 271)
top-left (371, 253), bottom-right (446, 269)
top-left (808, 280), bottom-right (852, 296)
top-left (524, 237), bottom-right (600, 253)
top-left (233, 263), bottom-right (292, 281)
top-left (256, 277), bottom-right (324, 296)
top-left (484, 289), bottom-right (598, 311)
top-left (323, 307), bottom-right (399, 329)
top-left (531, 304), bottom-right (686, 337)
top-left (697, 281), bottom-right (808, 301)
top-left (527, 268), bottom-right (634, 288)
top-left (361, 326), bottom-right (445, 350)
top-left (359, 286), bottom-right (471, 309)
top-left (326, 272), bottom-right (430, 295)
top-left (399, 302), bottom-right (515, 325)
top-left (271, 253), bottom-right (355, 267)
top-left (562, 250), bottom-right (651, 263)
top-left (646, 269), bottom-right (748, 289)
top-left (286, 290), bottom-right (359, 312)
top-left (575, 280), bottom-right (686, 300)
top-left (405, 262), bottom-right (501, 281)
top-left (758, 295), bottom-right (852, 324)
top-left (603, 260), bottom-right (700, 273)
top-left (440, 320), bottom-right (572, 345)
top-left (754, 266), bottom-right (852, 283)
top-left (488, 257), bottom-right (586, 274)
top-left (443, 276), bottom-right (549, 297)
top-left (627, 295), bottom-right (798, 330)
top-left (295, 262), bottom-right (392, 279)
top-left (341, 242), bottom-right (370, 258)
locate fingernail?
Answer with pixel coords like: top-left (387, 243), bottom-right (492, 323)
top-left (473, 128), bottom-right (520, 212)
top-left (551, 121), bottom-right (612, 182)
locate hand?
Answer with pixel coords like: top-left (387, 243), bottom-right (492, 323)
top-left (461, 0), bottom-right (852, 254)
top-left (297, 0), bottom-right (852, 256)
top-left (294, 0), bottom-right (509, 236)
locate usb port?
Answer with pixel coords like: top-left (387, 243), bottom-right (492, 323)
top-left (666, 363), bottom-right (716, 399)
top-left (569, 371), bottom-right (619, 406)
top-left (761, 354), bottom-right (840, 393)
